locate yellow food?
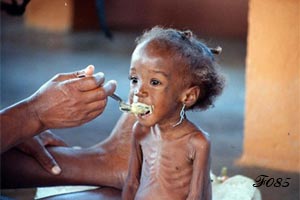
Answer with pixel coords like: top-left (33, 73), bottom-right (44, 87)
top-left (131, 102), bottom-right (153, 115)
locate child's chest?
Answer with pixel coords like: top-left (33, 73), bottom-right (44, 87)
top-left (140, 132), bottom-right (194, 170)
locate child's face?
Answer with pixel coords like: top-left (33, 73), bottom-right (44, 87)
top-left (129, 41), bottom-right (186, 127)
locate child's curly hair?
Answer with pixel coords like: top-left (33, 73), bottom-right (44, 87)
top-left (136, 26), bottom-right (225, 111)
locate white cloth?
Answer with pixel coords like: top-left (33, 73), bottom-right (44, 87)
top-left (211, 173), bottom-right (261, 200)
top-left (35, 185), bottom-right (99, 199)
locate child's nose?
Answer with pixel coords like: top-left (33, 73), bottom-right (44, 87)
top-left (134, 84), bottom-right (148, 97)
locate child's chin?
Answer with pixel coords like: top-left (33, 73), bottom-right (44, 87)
top-left (136, 114), bottom-right (155, 127)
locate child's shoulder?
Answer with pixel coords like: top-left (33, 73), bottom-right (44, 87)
top-left (186, 122), bottom-right (211, 149)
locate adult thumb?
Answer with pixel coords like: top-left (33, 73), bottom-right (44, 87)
top-left (84, 65), bottom-right (95, 76)
top-left (53, 65), bottom-right (95, 81)
top-left (74, 65), bottom-right (95, 78)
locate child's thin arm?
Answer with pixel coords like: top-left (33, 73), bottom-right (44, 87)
top-left (187, 135), bottom-right (211, 200)
top-left (122, 125), bottom-right (143, 200)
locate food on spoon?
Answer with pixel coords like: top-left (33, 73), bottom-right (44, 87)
top-left (119, 102), bottom-right (132, 113)
top-left (118, 102), bottom-right (153, 115)
top-left (131, 102), bottom-right (153, 115)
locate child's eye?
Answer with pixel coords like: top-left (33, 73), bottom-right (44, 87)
top-left (150, 79), bottom-right (161, 86)
top-left (129, 76), bottom-right (138, 84)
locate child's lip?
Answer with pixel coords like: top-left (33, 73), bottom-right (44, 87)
top-left (138, 109), bottom-right (152, 118)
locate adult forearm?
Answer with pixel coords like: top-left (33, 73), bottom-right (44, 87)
top-left (1, 146), bottom-right (127, 189)
top-left (1, 147), bottom-right (94, 188)
top-left (1, 113), bottom-right (134, 189)
top-left (0, 98), bottom-right (44, 153)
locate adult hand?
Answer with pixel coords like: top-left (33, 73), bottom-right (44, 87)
top-left (29, 65), bottom-right (117, 129)
top-left (16, 130), bottom-right (68, 175)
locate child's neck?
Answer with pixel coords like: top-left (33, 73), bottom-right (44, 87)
top-left (149, 118), bottom-right (193, 140)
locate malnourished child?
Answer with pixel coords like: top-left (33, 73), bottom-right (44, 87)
top-left (122, 26), bottom-right (225, 200)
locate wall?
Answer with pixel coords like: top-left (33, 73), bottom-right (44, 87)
top-left (238, 0), bottom-right (300, 172)
top-left (104, 0), bottom-right (248, 38)
top-left (25, 0), bottom-right (74, 32)
top-left (24, 0), bottom-right (248, 39)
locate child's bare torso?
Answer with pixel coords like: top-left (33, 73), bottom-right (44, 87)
top-left (135, 123), bottom-right (211, 200)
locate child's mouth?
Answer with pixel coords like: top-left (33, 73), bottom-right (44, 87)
top-left (131, 102), bottom-right (153, 116)
top-left (139, 109), bottom-right (151, 117)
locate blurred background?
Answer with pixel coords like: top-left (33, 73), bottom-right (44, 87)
top-left (1, 0), bottom-right (299, 200)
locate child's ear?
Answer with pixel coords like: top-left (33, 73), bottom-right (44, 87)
top-left (181, 86), bottom-right (200, 108)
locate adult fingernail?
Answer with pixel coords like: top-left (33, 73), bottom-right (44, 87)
top-left (82, 65), bottom-right (94, 77)
top-left (51, 166), bottom-right (61, 175)
top-left (84, 65), bottom-right (94, 72)
top-left (109, 80), bottom-right (117, 86)
top-left (105, 80), bottom-right (117, 95)
top-left (94, 72), bottom-right (105, 85)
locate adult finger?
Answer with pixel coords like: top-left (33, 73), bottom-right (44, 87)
top-left (102, 80), bottom-right (117, 97)
top-left (78, 99), bottom-right (110, 123)
top-left (40, 131), bottom-right (68, 147)
top-left (31, 143), bottom-right (62, 175)
top-left (85, 99), bottom-right (107, 115)
top-left (74, 65), bottom-right (95, 78)
top-left (78, 88), bottom-right (106, 104)
top-left (84, 65), bottom-right (95, 76)
top-left (86, 109), bottom-right (106, 121)
top-left (80, 80), bottom-right (116, 105)
top-left (80, 81), bottom-right (116, 104)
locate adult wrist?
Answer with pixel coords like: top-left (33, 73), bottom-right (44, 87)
top-left (25, 95), bottom-right (47, 134)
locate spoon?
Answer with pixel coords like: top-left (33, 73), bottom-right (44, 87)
top-left (110, 93), bottom-right (153, 115)
top-left (77, 74), bottom-right (152, 114)
top-left (110, 93), bottom-right (132, 112)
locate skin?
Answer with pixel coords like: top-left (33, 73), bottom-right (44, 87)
top-left (0, 65), bottom-right (116, 174)
top-left (1, 113), bottom-right (135, 189)
top-left (122, 41), bottom-right (212, 200)
top-left (1, 113), bottom-right (136, 200)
